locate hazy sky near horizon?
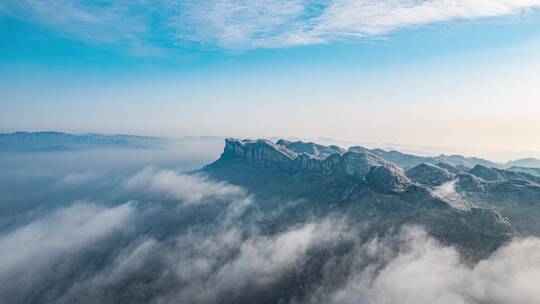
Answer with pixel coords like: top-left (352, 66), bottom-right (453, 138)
top-left (1, 1), bottom-right (540, 155)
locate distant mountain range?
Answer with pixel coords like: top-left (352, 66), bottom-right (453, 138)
top-left (0, 131), bottom-right (170, 152)
top-left (203, 138), bottom-right (540, 258)
top-left (352, 145), bottom-right (540, 170)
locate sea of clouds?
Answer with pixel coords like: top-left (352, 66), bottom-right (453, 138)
top-left (1, 146), bottom-right (540, 304)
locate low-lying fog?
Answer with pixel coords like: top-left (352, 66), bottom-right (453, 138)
top-left (0, 139), bottom-right (222, 219)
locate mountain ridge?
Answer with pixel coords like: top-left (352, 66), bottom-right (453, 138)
top-left (204, 138), bottom-right (526, 258)
top-left (216, 137), bottom-right (540, 172)
top-left (0, 131), bottom-right (170, 152)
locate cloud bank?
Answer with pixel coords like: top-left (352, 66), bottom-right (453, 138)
top-left (311, 227), bottom-right (540, 304)
top-left (0, 202), bottom-right (135, 275)
top-left (0, 202), bottom-right (135, 302)
top-left (123, 166), bottom-right (247, 204)
top-left (2, 0), bottom-right (539, 50)
top-left (432, 180), bottom-right (472, 210)
top-left (2, 160), bottom-right (540, 304)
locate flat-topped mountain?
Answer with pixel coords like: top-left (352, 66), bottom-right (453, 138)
top-left (204, 138), bottom-right (538, 258)
top-left (220, 138), bottom-right (405, 183)
top-left (211, 138), bottom-right (540, 194)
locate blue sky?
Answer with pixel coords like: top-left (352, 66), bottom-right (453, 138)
top-left (1, 1), bottom-right (540, 159)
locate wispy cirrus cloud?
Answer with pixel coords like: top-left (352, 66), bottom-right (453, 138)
top-left (176, 0), bottom-right (540, 49)
top-left (0, 0), bottom-right (167, 56)
top-left (1, 0), bottom-right (540, 51)
top-left (0, 0), bottom-right (142, 41)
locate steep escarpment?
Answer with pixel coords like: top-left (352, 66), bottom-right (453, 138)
top-left (203, 138), bottom-right (517, 257)
top-left (214, 138), bottom-right (406, 184)
top-left (223, 138), bottom-right (298, 164)
top-left (207, 138), bottom-right (413, 198)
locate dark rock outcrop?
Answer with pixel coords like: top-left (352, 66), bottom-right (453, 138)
top-left (277, 139), bottom-right (346, 159)
top-left (436, 162), bottom-right (462, 174)
top-left (224, 138), bottom-right (298, 164)
top-left (367, 164), bottom-right (410, 193)
top-left (469, 165), bottom-right (504, 182)
top-left (407, 163), bottom-right (455, 187)
top-left (219, 138), bottom-right (397, 181)
top-left (456, 173), bottom-right (486, 193)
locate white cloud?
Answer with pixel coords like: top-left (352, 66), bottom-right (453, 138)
top-left (55, 238), bottom-right (162, 302)
top-left (123, 166), bottom-right (247, 204)
top-left (46, 217), bottom-right (346, 304)
top-left (0, 201), bottom-right (135, 284)
top-left (309, 0), bottom-right (540, 36)
top-left (2, 0), bottom-right (539, 50)
top-left (156, 218), bottom-right (346, 303)
top-left (58, 170), bottom-right (101, 186)
top-left (0, 0), bottom-right (164, 55)
top-left (173, 0), bottom-right (540, 49)
top-left (469, 237), bottom-right (540, 304)
top-left (3, 197), bottom-right (540, 304)
top-left (212, 219), bottom-right (343, 287)
top-left (1, 0), bottom-right (144, 41)
top-left (0, 167), bottom-right (253, 302)
top-left (432, 180), bottom-right (472, 210)
top-left (311, 227), bottom-right (540, 304)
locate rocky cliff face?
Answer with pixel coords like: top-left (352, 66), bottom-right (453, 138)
top-left (224, 138), bottom-right (298, 164)
top-left (277, 139), bottom-right (346, 159)
top-left (220, 138), bottom-right (406, 185)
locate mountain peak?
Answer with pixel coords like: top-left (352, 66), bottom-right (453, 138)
top-left (366, 164), bottom-right (410, 193)
top-left (469, 164), bottom-right (504, 182)
top-left (407, 163), bottom-right (455, 187)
